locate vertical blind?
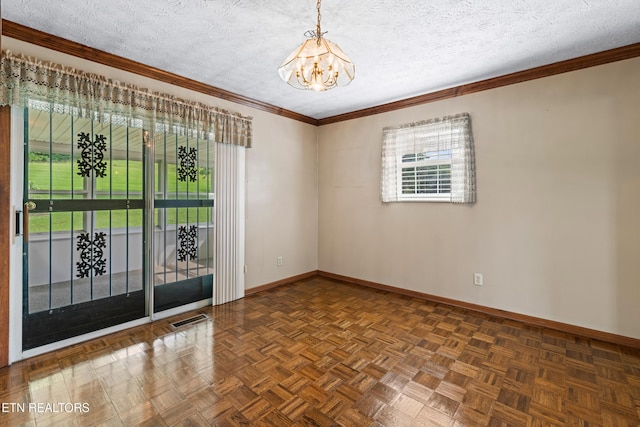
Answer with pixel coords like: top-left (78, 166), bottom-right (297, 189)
top-left (214, 142), bottom-right (245, 305)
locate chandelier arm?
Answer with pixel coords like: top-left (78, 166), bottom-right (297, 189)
top-left (296, 66), bottom-right (310, 86)
top-left (323, 69), bottom-right (337, 87)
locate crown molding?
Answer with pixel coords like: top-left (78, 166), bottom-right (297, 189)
top-left (318, 42), bottom-right (640, 125)
top-left (1, 20), bottom-right (319, 126)
top-left (3, 20), bottom-right (640, 127)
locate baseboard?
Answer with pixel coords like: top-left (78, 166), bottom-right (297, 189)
top-left (316, 271), bottom-right (640, 350)
top-left (245, 270), bottom-right (319, 296)
top-left (245, 270), bottom-right (640, 349)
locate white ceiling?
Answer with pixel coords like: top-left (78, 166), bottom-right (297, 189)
top-left (2, 0), bottom-right (640, 120)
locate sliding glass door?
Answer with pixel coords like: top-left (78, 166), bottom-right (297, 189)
top-left (22, 103), bottom-right (146, 349)
top-left (22, 102), bottom-right (215, 350)
top-left (152, 129), bottom-right (215, 313)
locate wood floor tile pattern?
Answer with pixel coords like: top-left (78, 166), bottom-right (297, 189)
top-left (1, 277), bottom-right (639, 426)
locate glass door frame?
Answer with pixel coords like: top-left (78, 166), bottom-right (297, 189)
top-left (149, 129), bottom-right (215, 316)
top-left (13, 105), bottom-right (216, 358)
top-left (21, 105), bottom-right (148, 350)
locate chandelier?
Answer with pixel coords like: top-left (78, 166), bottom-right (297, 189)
top-left (278, 0), bottom-right (355, 92)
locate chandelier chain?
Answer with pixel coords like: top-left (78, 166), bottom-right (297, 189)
top-left (316, 0), bottom-right (322, 45)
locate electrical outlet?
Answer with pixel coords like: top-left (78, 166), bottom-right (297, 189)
top-left (277, 256), bottom-right (283, 266)
top-left (474, 273), bottom-right (483, 286)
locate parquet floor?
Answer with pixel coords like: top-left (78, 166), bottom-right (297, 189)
top-left (1, 277), bottom-right (639, 426)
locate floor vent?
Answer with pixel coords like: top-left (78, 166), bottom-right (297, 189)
top-left (170, 313), bottom-right (208, 329)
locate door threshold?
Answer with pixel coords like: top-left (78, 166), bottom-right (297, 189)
top-left (18, 298), bottom-right (213, 361)
top-left (152, 299), bottom-right (212, 321)
top-left (20, 317), bottom-right (151, 361)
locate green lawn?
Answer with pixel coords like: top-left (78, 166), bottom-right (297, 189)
top-left (27, 158), bottom-right (213, 233)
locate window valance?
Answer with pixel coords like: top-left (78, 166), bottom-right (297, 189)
top-left (0, 50), bottom-right (252, 147)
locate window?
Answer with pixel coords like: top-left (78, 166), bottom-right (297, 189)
top-left (381, 113), bottom-right (476, 203)
top-left (400, 150), bottom-right (452, 199)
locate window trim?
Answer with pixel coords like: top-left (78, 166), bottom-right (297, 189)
top-left (381, 113), bottom-right (476, 204)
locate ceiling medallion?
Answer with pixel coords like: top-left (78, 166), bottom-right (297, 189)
top-left (278, 0), bottom-right (355, 92)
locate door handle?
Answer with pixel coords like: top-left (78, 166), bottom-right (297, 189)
top-left (24, 201), bottom-right (36, 240)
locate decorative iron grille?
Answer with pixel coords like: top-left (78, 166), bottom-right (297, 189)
top-left (76, 232), bottom-right (108, 278)
top-left (77, 132), bottom-right (108, 178)
top-left (177, 225), bottom-right (198, 262)
top-left (177, 146), bottom-right (198, 182)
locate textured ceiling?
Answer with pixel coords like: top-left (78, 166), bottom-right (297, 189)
top-left (2, 0), bottom-right (640, 120)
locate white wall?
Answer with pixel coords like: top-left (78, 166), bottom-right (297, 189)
top-left (4, 37), bottom-right (319, 293)
top-left (245, 113), bottom-right (318, 287)
top-left (318, 57), bottom-right (640, 339)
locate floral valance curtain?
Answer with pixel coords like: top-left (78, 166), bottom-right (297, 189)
top-left (0, 50), bottom-right (252, 147)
